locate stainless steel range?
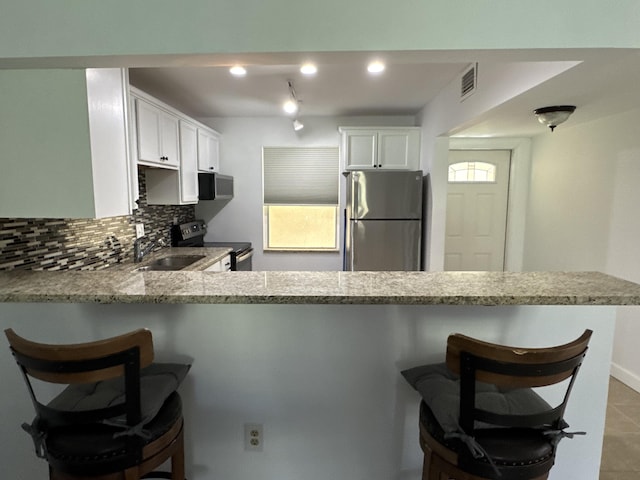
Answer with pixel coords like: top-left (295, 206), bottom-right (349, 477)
top-left (171, 220), bottom-right (253, 271)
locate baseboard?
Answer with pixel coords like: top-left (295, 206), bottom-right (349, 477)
top-left (610, 362), bottom-right (640, 394)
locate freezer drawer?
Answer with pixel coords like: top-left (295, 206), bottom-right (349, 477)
top-left (346, 219), bottom-right (421, 271)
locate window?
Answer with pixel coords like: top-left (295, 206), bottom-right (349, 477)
top-left (448, 161), bottom-right (497, 183)
top-left (263, 146), bottom-right (339, 251)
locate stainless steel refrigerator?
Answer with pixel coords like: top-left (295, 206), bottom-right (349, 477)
top-left (344, 170), bottom-right (423, 271)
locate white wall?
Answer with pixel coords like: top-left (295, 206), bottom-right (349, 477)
top-left (194, 115), bottom-right (416, 271)
top-left (523, 118), bottom-right (618, 271)
top-left (417, 61), bottom-right (566, 270)
top-left (522, 107), bottom-right (640, 389)
top-left (0, 302), bottom-right (616, 480)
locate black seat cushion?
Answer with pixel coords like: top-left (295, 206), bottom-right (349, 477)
top-left (46, 391), bottom-right (182, 476)
top-left (402, 362), bottom-right (551, 433)
top-left (48, 362), bottom-right (190, 426)
top-left (404, 363), bottom-right (559, 479)
top-left (420, 400), bottom-right (553, 463)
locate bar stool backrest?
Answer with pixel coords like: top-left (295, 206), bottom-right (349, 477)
top-left (5, 328), bottom-right (154, 429)
top-left (445, 329), bottom-right (592, 435)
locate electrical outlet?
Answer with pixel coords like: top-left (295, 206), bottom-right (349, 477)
top-left (135, 223), bottom-right (145, 239)
top-left (244, 423), bottom-right (263, 452)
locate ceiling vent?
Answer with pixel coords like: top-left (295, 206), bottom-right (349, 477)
top-left (460, 63), bottom-right (477, 101)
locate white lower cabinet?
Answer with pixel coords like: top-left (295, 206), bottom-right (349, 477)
top-left (204, 254), bottom-right (231, 272)
top-left (0, 68), bottom-right (132, 218)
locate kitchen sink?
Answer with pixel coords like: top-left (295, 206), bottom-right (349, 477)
top-left (134, 255), bottom-right (206, 271)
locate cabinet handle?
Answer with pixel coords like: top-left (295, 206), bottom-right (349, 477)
top-left (378, 164), bottom-right (382, 168)
top-left (210, 166), bottom-right (214, 170)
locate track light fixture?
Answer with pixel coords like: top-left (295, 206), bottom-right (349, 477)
top-left (534, 105), bottom-right (576, 132)
top-left (284, 80), bottom-right (304, 131)
top-left (283, 80), bottom-right (300, 114)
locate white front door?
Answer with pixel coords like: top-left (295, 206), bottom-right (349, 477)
top-left (444, 150), bottom-right (511, 271)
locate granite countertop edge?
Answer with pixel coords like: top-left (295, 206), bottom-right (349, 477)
top-left (1, 267), bottom-right (640, 306)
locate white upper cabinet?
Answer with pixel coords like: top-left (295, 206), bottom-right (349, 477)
top-left (197, 128), bottom-right (220, 172)
top-left (340, 127), bottom-right (421, 171)
top-left (144, 119), bottom-right (200, 206)
top-left (179, 121), bottom-right (199, 203)
top-left (0, 68), bottom-right (133, 218)
top-left (131, 87), bottom-right (222, 205)
top-left (134, 96), bottom-right (179, 169)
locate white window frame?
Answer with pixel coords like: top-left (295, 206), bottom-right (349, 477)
top-left (262, 146), bottom-right (340, 252)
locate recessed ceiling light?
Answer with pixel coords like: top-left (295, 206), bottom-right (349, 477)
top-left (283, 100), bottom-right (298, 114)
top-left (367, 61), bottom-right (385, 74)
top-left (300, 63), bottom-right (317, 75)
top-left (229, 65), bottom-right (247, 77)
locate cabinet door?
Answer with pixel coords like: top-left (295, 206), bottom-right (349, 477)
top-left (160, 113), bottom-right (179, 168)
top-left (343, 130), bottom-right (377, 170)
top-left (136, 99), bottom-right (162, 164)
top-left (135, 98), bottom-right (179, 169)
top-left (179, 121), bottom-right (199, 204)
top-left (197, 128), bottom-right (220, 172)
top-left (378, 129), bottom-right (420, 170)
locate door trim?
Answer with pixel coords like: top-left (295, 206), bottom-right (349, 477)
top-left (448, 137), bottom-right (531, 271)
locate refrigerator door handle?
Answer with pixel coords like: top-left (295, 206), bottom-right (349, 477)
top-left (353, 173), bottom-right (359, 224)
top-left (350, 221), bottom-right (355, 270)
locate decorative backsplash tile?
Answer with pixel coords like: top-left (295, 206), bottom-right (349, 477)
top-left (0, 167), bottom-right (196, 271)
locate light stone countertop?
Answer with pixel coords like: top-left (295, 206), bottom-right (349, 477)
top-left (1, 265), bottom-right (640, 305)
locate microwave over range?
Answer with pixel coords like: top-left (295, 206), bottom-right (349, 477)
top-left (198, 173), bottom-right (233, 201)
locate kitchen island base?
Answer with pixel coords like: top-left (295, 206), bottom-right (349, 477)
top-left (0, 303), bottom-right (614, 480)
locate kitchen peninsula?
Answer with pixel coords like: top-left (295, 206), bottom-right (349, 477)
top-left (1, 270), bottom-right (639, 480)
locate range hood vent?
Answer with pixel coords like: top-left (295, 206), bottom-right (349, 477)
top-left (460, 63), bottom-right (477, 101)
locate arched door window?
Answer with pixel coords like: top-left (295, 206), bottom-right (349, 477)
top-left (448, 161), bottom-right (497, 183)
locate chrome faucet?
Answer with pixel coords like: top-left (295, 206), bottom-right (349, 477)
top-left (133, 238), bottom-right (166, 263)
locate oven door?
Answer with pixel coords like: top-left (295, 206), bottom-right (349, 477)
top-left (234, 248), bottom-right (253, 271)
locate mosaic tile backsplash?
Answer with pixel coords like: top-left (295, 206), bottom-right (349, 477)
top-left (0, 168), bottom-right (196, 271)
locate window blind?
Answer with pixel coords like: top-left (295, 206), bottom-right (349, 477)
top-left (263, 146), bottom-right (339, 205)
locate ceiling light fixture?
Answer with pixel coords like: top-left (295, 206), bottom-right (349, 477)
top-left (229, 65), bottom-right (247, 77)
top-left (367, 61), bottom-right (385, 74)
top-left (300, 63), bottom-right (317, 75)
top-left (293, 119), bottom-right (304, 131)
top-left (282, 80), bottom-right (300, 115)
top-left (533, 105), bottom-right (576, 132)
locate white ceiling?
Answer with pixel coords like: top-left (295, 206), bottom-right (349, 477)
top-left (127, 49), bottom-right (640, 138)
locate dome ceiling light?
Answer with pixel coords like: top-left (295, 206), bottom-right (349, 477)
top-left (534, 105), bottom-right (576, 132)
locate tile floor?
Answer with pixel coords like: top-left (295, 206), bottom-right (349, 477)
top-left (600, 377), bottom-right (640, 479)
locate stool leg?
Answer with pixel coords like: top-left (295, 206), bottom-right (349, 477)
top-left (123, 466), bottom-right (139, 480)
top-left (171, 429), bottom-right (185, 480)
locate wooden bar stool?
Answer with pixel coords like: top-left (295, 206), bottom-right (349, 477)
top-left (5, 328), bottom-right (190, 480)
top-left (402, 330), bottom-right (592, 480)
